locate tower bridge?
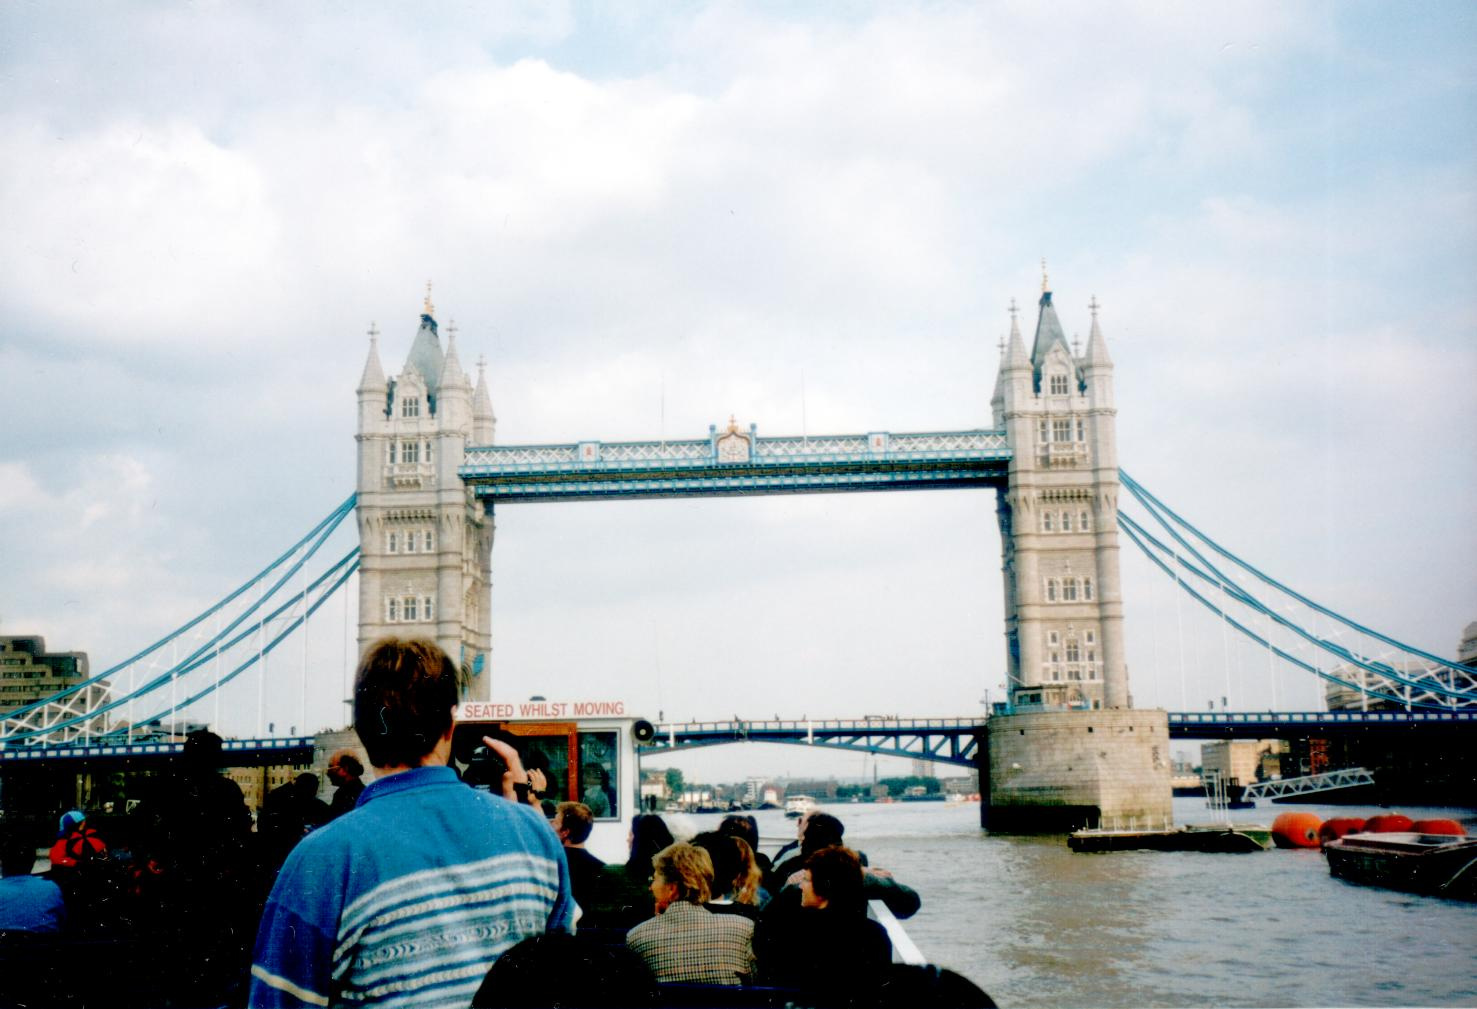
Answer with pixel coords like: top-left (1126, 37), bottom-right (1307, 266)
top-left (6, 276), bottom-right (1475, 830)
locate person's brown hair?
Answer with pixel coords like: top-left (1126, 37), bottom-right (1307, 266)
top-left (652, 842), bottom-right (714, 905)
top-left (329, 749), bottom-right (364, 778)
top-left (353, 637), bottom-right (463, 768)
top-left (804, 845), bottom-right (864, 910)
top-left (556, 802), bottom-right (595, 844)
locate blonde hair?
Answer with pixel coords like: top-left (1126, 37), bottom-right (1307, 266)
top-left (652, 842), bottom-right (713, 905)
top-left (731, 837), bottom-right (764, 905)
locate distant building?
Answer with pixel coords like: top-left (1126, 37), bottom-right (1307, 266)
top-left (783, 778), bottom-right (838, 800)
top-left (0, 635), bottom-right (111, 743)
top-left (1459, 621), bottom-right (1477, 668)
top-left (640, 768), bottom-right (667, 807)
top-left (1200, 740), bottom-right (1284, 787)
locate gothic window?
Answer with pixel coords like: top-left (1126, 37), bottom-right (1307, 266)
top-left (1049, 373), bottom-right (1069, 395)
top-left (423, 530), bottom-right (435, 552)
top-left (1053, 419), bottom-right (1072, 442)
top-left (1084, 578), bottom-right (1094, 601)
top-left (387, 598), bottom-right (400, 622)
top-left (402, 397), bottom-right (420, 418)
top-left (405, 531), bottom-right (417, 554)
top-left (1061, 510), bottom-right (1072, 532)
top-left (1038, 419), bottom-right (1048, 445)
top-left (1066, 640), bottom-right (1081, 663)
top-left (388, 441), bottom-right (398, 465)
top-left (1069, 668), bottom-right (1082, 681)
top-left (402, 441), bottom-right (420, 464)
top-left (403, 596), bottom-right (418, 621)
top-left (387, 531), bottom-right (399, 554)
top-left (1046, 578), bottom-right (1059, 602)
top-left (1076, 417), bottom-right (1086, 442)
top-left (423, 596), bottom-right (435, 621)
top-left (1051, 667), bottom-right (1061, 681)
top-left (424, 441), bottom-right (433, 464)
top-left (1088, 649), bottom-right (1096, 663)
top-left (1080, 510), bottom-right (1091, 532)
top-left (1043, 511), bottom-right (1054, 533)
top-left (1086, 630), bottom-right (1096, 644)
top-left (1063, 579), bottom-right (1078, 602)
top-left (1047, 630), bottom-right (1060, 646)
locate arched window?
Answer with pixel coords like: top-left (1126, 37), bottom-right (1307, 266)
top-left (405, 532), bottom-right (417, 554)
top-left (387, 441), bottom-right (398, 465)
top-left (423, 530), bottom-right (435, 552)
top-left (1038, 420), bottom-right (1048, 444)
top-left (422, 596), bottom-right (435, 621)
top-left (386, 531), bottom-right (399, 554)
top-left (1076, 417), bottom-right (1085, 442)
top-left (1043, 511), bottom-right (1054, 532)
top-left (424, 441), bottom-right (434, 464)
top-left (1080, 510), bottom-right (1091, 532)
top-left (1061, 510), bottom-right (1072, 532)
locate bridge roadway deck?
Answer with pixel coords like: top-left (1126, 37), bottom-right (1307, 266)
top-left (3, 710), bottom-right (1470, 769)
top-left (0, 735), bottom-right (317, 769)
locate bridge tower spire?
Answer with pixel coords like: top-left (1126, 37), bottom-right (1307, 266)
top-left (996, 281), bottom-right (1129, 710)
top-left (355, 293), bottom-right (494, 699)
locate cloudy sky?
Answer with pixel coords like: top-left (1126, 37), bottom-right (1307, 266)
top-left (3, 2), bottom-right (1474, 780)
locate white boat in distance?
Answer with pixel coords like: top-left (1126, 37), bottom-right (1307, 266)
top-left (785, 794), bottom-right (818, 818)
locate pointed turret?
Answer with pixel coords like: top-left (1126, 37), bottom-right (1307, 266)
top-left (1004, 298), bottom-right (1030, 373)
top-left (358, 323), bottom-right (387, 394)
top-left (1083, 296), bottom-right (1113, 369)
top-left (404, 282), bottom-right (445, 412)
top-left (437, 319), bottom-right (472, 433)
top-left (472, 355), bottom-right (496, 445)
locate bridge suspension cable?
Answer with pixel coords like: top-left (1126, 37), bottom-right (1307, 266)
top-left (1, 496), bottom-right (359, 745)
top-left (1117, 471), bottom-right (1476, 709)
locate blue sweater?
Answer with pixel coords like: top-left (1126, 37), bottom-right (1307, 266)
top-left (250, 766), bottom-right (574, 1008)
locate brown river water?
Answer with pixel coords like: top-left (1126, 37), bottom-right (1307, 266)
top-left (683, 797), bottom-right (1477, 1008)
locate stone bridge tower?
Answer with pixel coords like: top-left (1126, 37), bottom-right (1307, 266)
top-left (991, 276), bottom-right (1129, 711)
top-left (354, 288), bottom-right (496, 698)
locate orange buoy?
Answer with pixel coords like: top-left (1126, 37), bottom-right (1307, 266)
top-left (1318, 817), bottom-right (1366, 843)
top-left (1411, 818), bottom-right (1465, 836)
top-left (1271, 811), bottom-right (1323, 848)
top-left (1364, 813), bottom-right (1414, 833)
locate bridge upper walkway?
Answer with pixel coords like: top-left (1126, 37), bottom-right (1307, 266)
top-left (459, 428), bottom-right (1010, 502)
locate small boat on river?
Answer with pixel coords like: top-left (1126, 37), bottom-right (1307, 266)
top-left (1323, 831), bottom-right (1477, 900)
top-left (1069, 824), bottom-right (1271, 853)
top-left (784, 794), bottom-right (818, 818)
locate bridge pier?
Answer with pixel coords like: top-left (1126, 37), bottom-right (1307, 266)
top-left (980, 709), bottom-right (1172, 832)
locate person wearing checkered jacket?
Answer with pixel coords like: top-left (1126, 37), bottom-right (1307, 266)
top-left (626, 841), bottom-right (756, 987)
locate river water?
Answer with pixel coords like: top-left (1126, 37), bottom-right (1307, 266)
top-left (680, 799), bottom-right (1477, 1008)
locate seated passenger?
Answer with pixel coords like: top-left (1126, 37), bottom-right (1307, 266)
top-left (771, 812), bottom-right (920, 919)
top-left (692, 831), bottom-right (767, 918)
top-left (756, 845), bottom-right (892, 996)
top-left (588, 812), bottom-right (673, 929)
top-left (553, 802), bottom-right (605, 915)
top-left (718, 813), bottom-right (774, 879)
top-left (0, 836), bottom-right (66, 934)
top-left (626, 842), bottom-right (755, 987)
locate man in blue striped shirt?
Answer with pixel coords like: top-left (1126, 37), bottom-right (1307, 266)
top-left (250, 638), bottom-right (575, 1008)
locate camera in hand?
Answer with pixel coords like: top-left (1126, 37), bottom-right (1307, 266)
top-left (463, 744), bottom-right (508, 790)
